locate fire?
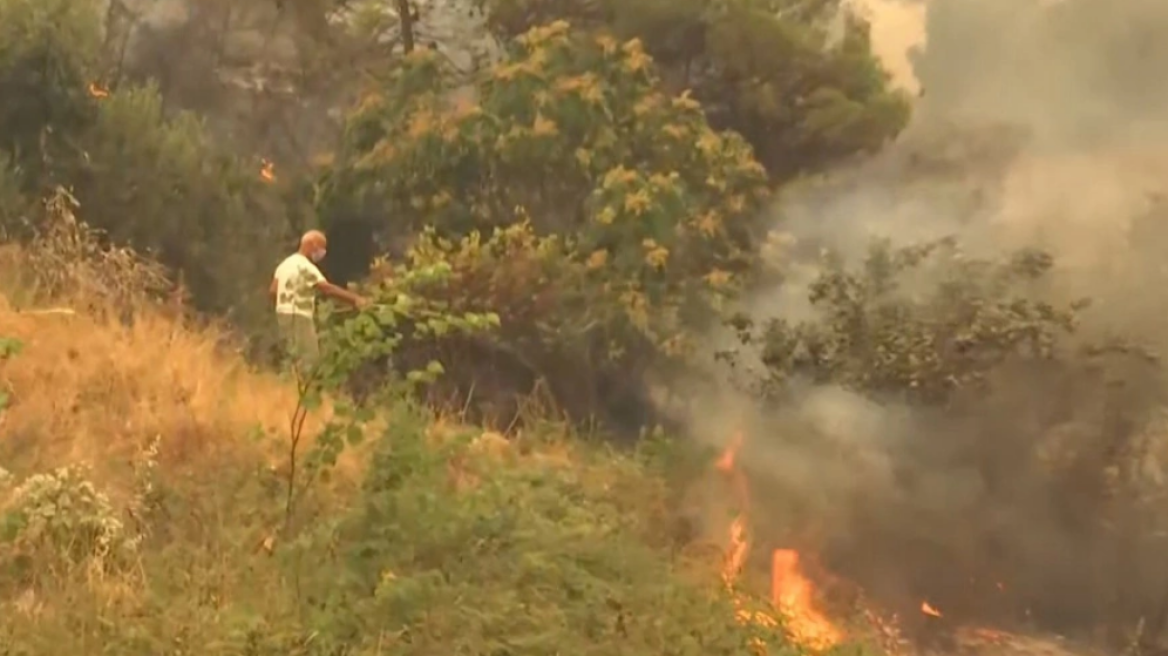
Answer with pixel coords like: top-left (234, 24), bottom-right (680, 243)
top-left (716, 430), bottom-right (843, 652)
top-left (921, 601), bottom-right (942, 618)
top-left (715, 431), bottom-right (743, 474)
top-left (723, 516), bottom-right (749, 587)
top-left (88, 82), bottom-right (108, 98)
top-left (772, 549), bottom-right (844, 649)
top-left (260, 159), bottom-right (276, 182)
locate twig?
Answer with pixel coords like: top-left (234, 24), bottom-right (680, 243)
top-left (283, 364), bottom-right (321, 532)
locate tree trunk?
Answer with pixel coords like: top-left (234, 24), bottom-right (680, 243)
top-left (396, 0), bottom-right (415, 53)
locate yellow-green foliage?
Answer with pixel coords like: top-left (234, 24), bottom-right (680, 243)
top-left (480, 0), bottom-right (912, 179)
top-left (333, 22), bottom-right (768, 293)
top-left (321, 22), bottom-right (772, 421)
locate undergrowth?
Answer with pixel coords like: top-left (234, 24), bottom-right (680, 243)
top-left (0, 191), bottom-right (805, 655)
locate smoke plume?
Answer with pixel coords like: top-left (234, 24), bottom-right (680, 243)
top-left (681, 0), bottom-right (1168, 641)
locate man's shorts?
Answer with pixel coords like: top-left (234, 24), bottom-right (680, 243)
top-left (276, 312), bottom-right (320, 372)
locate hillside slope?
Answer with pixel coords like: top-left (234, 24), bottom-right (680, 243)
top-left (0, 299), bottom-right (295, 487)
top-left (0, 287), bottom-right (783, 654)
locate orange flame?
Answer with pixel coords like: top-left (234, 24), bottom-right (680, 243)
top-left (723, 516), bottom-right (749, 587)
top-left (88, 82), bottom-right (108, 98)
top-left (716, 430), bottom-right (842, 652)
top-left (716, 431), bottom-right (743, 474)
top-left (921, 601), bottom-right (942, 617)
top-left (773, 550), bottom-right (843, 649)
top-left (260, 159), bottom-right (275, 182)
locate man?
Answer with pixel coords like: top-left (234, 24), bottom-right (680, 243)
top-left (270, 229), bottom-right (365, 371)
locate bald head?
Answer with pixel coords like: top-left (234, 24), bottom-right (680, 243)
top-left (299, 230), bottom-right (328, 262)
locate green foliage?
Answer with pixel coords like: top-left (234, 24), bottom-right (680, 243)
top-left (327, 26), bottom-right (769, 263)
top-left (479, 0), bottom-right (912, 179)
top-left (0, 336), bottom-right (19, 414)
top-left (318, 260), bottom-right (502, 392)
top-left (0, 336), bottom-right (22, 360)
top-left (0, 465), bottom-right (138, 575)
top-left (67, 84), bottom-right (288, 318)
top-left (0, 392), bottom-right (779, 656)
top-left (740, 238), bottom-right (1085, 404)
top-left (0, 0), bottom-right (290, 324)
top-left (311, 267), bottom-right (499, 459)
top-left (278, 262), bottom-right (499, 529)
top-left (0, 0), bottom-right (101, 189)
top-left (322, 25), bottom-right (771, 424)
top-left (255, 265), bottom-right (781, 656)
top-left (295, 405), bottom-right (774, 655)
top-left (376, 223), bottom-right (653, 421)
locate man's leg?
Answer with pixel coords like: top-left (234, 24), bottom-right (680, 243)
top-left (291, 315), bottom-right (321, 372)
top-left (277, 313), bottom-right (309, 379)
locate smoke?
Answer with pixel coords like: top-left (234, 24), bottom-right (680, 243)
top-left (679, 0), bottom-right (1168, 640)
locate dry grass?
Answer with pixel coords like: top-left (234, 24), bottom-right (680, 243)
top-left (0, 188), bottom-right (335, 495)
top-left (0, 297), bottom-right (302, 487)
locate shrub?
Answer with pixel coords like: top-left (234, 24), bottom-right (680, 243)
top-left (321, 23), bottom-right (771, 426)
top-left (67, 84), bottom-right (288, 322)
top-left (0, 0), bottom-right (290, 325)
top-left (0, 465), bottom-right (138, 576)
top-left (296, 405), bottom-right (777, 655)
top-left (0, 0), bottom-right (101, 190)
top-left (480, 0), bottom-right (912, 179)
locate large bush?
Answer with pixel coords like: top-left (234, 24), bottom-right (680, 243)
top-left (0, 0), bottom-right (100, 191)
top-left (0, 0), bottom-right (291, 325)
top-left (67, 86), bottom-right (288, 320)
top-left (481, 0), bottom-right (912, 179)
top-left (320, 23), bottom-right (771, 425)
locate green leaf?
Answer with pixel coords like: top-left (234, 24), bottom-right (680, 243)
top-left (0, 337), bottom-right (23, 359)
top-left (346, 424), bottom-right (365, 447)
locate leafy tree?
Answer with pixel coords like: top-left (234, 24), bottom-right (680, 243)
top-left (0, 0), bottom-right (291, 325)
top-left (66, 85), bottom-right (288, 319)
top-left (0, 0), bottom-right (101, 191)
top-left (478, 0), bottom-right (912, 179)
top-left (746, 238), bottom-right (1082, 405)
top-left (320, 24), bottom-right (771, 425)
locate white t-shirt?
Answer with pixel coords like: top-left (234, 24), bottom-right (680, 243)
top-left (273, 253), bottom-right (325, 317)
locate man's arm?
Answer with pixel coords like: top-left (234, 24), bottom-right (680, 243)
top-left (315, 281), bottom-right (365, 307)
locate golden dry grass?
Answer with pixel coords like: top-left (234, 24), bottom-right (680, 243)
top-left (0, 295), bottom-right (315, 491)
top-left (0, 193), bottom-right (344, 494)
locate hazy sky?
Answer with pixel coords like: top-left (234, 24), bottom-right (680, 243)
top-left (850, 0), bottom-right (926, 92)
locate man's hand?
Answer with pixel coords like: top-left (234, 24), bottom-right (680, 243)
top-left (355, 296), bottom-right (370, 310)
top-left (317, 281), bottom-right (367, 309)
